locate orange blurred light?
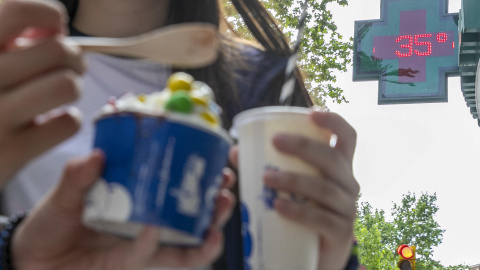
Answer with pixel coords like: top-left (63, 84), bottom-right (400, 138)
top-left (399, 245), bottom-right (414, 259)
top-left (397, 244), bottom-right (408, 255)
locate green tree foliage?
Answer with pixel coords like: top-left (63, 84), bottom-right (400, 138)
top-left (355, 192), bottom-right (468, 270)
top-left (223, 0), bottom-right (353, 105)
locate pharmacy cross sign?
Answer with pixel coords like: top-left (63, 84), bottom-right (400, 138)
top-left (353, 0), bottom-right (459, 104)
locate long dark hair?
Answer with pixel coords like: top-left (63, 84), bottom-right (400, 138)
top-left (58, 0), bottom-right (312, 129)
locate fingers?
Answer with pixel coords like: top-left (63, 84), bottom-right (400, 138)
top-left (221, 167), bottom-right (236, 190)
top-left (13, 107), bottom-right (81, 160)
top-left (50, 150), bottom-right (105, 214)
top-left (273, 198), bottom-right (354, 246)
top-left (267, 110), bottom-right (360, 259)
top-left (273, 197), bottom-right (355, 268)
top-left (3, 69), bottom-right (82, 127)
top-left (310, 111), bottom-right (357, 164)
top-left (0, 0), bottom-right (85, 185)
top-left (0, 37), bottom-right (85, 90)
top-left (264, 170), bottom-right (356, 220)
top-left (228, 145), bottom-right (239, 169)
top-left (131, 217), bottom-right (228, 269)
top-left (148, 230), bottom-right (223, 268)
top-left (0, 0), bottom-right (68, 48)
top-left (127, 226), bottom-right (161, 270)
top-left (210, 189), bottom-right (236, 230)
top-left (145, 189), bottom-right (234, 268)
top-left (272, 133), bottom-right (359, 196)
top-left (0, 108), bottom-right (81, 187)
top-left (270, 111), bottom-right (359, 196)
top-left (183, 229), bottom-right (223, 265)
top-left (1, 70), bottom-right (82, 128)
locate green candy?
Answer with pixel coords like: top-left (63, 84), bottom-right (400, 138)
top-left (165, 90), bottom-right (194, 113)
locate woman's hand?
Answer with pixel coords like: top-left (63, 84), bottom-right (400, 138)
top-left (230, 110), bottom-right (359, 270)
top-left (12, 151), bottom-right (236, 270)
top-left (0, 0), bottom-right (85, 186)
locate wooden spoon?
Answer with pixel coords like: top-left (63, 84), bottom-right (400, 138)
top-left (20, 23), bottom-right (219, 68)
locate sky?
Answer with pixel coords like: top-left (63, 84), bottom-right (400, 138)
top-left (326, 0), bottom-right (480, 267)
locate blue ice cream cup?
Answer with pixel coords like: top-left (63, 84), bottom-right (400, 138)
top-left (82, 111), bottom-right (232, 246)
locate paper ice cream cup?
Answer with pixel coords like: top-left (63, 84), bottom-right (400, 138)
top-left (82, 112), bottom-right (232, 246)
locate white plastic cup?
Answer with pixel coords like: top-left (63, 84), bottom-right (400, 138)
top-left (231, 106), bottom-right (332, 270)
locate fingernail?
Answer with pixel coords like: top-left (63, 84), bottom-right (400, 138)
top-left (330, 133), bottom-right (338, 148)
top-left (91, 148), bottom-right (104, 159)
top-left (67, 106), bottom-right (83, 122)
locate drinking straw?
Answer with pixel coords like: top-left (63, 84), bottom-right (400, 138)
top-left (279, 0), bottom-right (309, 106)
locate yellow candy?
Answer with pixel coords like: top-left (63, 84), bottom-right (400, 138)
top-left (167, 72), bottom-right (194, 92)
top-left (200, 111), bottom-right (219, 126)
top-left (191, 95), bottom-right (209, 107)
top-left (138, 95), bottom-right (146, 103)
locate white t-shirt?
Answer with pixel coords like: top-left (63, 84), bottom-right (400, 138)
top-left (1, 52), bottom-right (209, 270)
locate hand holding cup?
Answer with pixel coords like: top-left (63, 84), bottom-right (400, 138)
top-left (231, 107), bottom-right (359, 270)
top-left (13, 151), bottom-right (236, 270)
top-left (0, 0), bottom-right (85, 186)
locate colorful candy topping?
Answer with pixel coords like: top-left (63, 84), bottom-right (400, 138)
top-left (100, 72), bottom-right (222, 127)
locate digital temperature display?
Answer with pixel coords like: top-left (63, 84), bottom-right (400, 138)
top-left (387, 32), bottom-right (451, 58)
top-left (353, 0), bottom-right (459, 104)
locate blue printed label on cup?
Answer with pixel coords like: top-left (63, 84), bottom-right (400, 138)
top-left (263, 165), bottom-right (279, 209)
top-left (241, 202), bottom-right (253, 270)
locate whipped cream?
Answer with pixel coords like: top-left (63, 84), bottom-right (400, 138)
top-left (96, 73), bottom-right (223, 130)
